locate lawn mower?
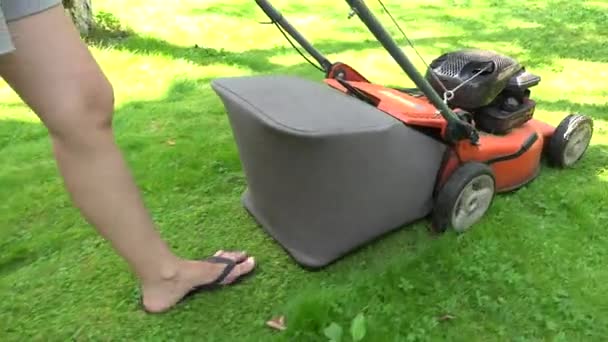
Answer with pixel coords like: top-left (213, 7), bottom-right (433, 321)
top-left (255, 0), bottom-right (593, 230)
top-left (210, 0), bottom-right (593, 268)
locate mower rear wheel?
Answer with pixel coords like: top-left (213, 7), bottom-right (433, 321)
top-left (547, 113), bottom-right (593, 168)
top-left (432, 162), bottom-right (496, 233)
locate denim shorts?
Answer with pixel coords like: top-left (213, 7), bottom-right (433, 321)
top-left (0, 0), bottom-right (62, 54)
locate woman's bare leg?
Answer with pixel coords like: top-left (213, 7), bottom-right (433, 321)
top-left (0, 5), bottom-right (254, 313)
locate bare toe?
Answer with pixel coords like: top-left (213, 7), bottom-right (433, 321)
top-left (219, 256), bottom-right (255, 285)
top-left (213, 250), bottom-right (248, 263)
top-left (141, 255), bottom-right (255, 313)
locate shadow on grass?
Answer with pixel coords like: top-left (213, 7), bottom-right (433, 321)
top-left (279, 147), bottom-right (608, 341)
top-left (0, 116), bottom-right (46, 150)
top-left (2, 74), bottom-right (608, 340)
top-left (537, 99), bottom-right (608, 122)
top-left (189, 2), bottom-right (258, 18)
top-left (76, 0), bottom-right (608, 120)
top-left (2, 0), bottom-right (607, 338)
top-left (176, 0), bottom-right (608, 68)
top-left (385, 0), bottom-right (608, 66)
top-left (86, 25), bottom-right (608, 125)
top-left (0, 78), bottom-right (228, 275)
top-left (85, 28), bottom-right (466, 78)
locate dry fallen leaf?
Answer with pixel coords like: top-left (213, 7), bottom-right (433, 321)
top-left (438, 314), bottom-right (456, 321)
top-left (266, 315), bottom-right (286, 331)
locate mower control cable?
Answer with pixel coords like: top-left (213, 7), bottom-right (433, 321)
top-left (375, 0), bottom-right (448, 94)
top-left (265, 20), bottom-right (325, 73)
top-left (441, 63), bottom-right (492, 102)
top-left (345, 0), bottom-right (480, 145)
top-left (336, 78), bottom-right (378, 106)
top-left (255, 0), bottom-right (332, 73)
top-left (375, 0), bottom-right (491, 105)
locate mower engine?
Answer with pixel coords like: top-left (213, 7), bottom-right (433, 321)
top-left (425, 49), bottom-right (541, 134)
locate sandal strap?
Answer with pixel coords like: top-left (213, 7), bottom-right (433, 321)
top-left (141, 254), bottom-right (252, 312)
top-left (203, 256), bottom-right (237, 285)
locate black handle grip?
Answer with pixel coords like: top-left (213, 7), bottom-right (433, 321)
top-left (486, 132), bottom-right (538, 164)
top-left (521, 132), bottom-right (538, 152)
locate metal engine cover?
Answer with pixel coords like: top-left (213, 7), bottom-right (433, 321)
top-left (425, 49), bottom-right (523, 110)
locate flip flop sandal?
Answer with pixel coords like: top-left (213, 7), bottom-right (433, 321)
top-left (140, 255), bottom-right (255, 313)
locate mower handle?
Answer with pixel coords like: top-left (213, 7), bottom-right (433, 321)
top-left (343, 0), bottom-right (479, 144)
top-left (255, 0), bottom-right (333, 73)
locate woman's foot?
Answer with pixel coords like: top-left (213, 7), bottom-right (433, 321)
top-left (141, 250), bottom-right (256, 313)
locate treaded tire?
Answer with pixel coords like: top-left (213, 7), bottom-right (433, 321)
top-left (431, 162), bottom-right (496, 233)
top-left (547, 113), bottom-right (593, 168)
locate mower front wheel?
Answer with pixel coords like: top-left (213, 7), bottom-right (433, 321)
top-left (547, 113), bottom-right (593, 168)
top-left (432, 162), bottom-right (496, 233)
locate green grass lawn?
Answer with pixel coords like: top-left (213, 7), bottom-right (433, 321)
top-left (2, 0), bottom-right (608, 340)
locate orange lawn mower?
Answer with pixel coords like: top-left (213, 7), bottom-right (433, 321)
top-left (211, 0), bottom-right (594, 268)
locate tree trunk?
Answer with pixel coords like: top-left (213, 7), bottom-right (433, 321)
top-left (62, 0), bottom-right (93, 36)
